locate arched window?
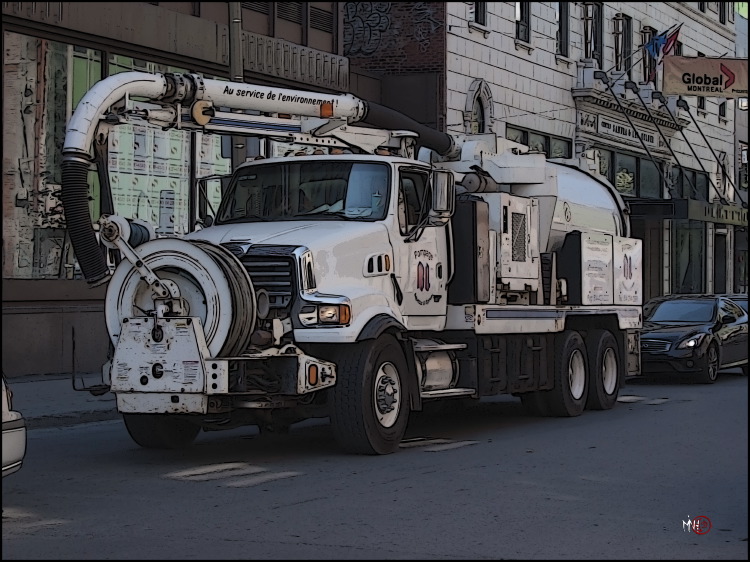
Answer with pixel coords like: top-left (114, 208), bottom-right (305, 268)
top-left (464, 79), bottom-right (494, 134)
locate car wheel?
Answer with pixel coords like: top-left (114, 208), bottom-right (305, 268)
top-left (694, 342), bottom-right (719, 384)
top-left (586, 330), bottom-right (621, 410)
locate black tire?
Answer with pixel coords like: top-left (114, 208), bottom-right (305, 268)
top-left (694, 342), bottom-right (719, 384)
top-left (544, 330), bottom-right (589, 417)
top-left (123, 413), bottom-right (201, 449)
top-left (521, 391), bottom-right (550, 416)
top-left (586, 330), bottom-right (621, 410)
top-left (329, 334), bottom-right (410, 455)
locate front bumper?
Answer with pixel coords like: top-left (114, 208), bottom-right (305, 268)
top-left (640, 346), bottom-right (709, 374)
top-left (110, 317), bottom-right (336, 414)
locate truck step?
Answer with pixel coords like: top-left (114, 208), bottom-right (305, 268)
top-left (413, 342), bottom-right (468, 352)
top-left (420, 388), bottom-right (476, 399)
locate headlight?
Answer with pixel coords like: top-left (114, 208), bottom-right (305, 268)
top-left (677, 334), bottom-right (705, 349)
top-left (298, 303), bottom-right (351, 326)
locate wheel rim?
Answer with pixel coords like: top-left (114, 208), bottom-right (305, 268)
top-left (568, 349), bottom-right (586, 400)
top-left (373, 361), bottom-right (401, 428)
top-left (707, 346), bottom-right (718, 381)
top-left (601, 347), bottom-right (618, 395)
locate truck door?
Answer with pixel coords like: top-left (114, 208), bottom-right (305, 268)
top-left (394, 167), bottom-right (448, 328)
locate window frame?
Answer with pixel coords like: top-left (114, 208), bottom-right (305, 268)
top-left (515, 2), bottom-right (530, 43)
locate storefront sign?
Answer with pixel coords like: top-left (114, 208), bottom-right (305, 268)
top-left (688, 199), bottom-right (748, 226)
top-left (663, 56), bottom-right (748, 98)
top-left (598, 117), bottom-right (657, 147)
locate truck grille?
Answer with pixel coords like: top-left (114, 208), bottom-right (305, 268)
top-left (222, 243), bottom-right (297, 309)
top-left (640, 339), bottom-right (671, 353)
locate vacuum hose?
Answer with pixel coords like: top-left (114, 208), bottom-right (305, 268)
top-left (361, 102), bottom-right (455, 157)
top-left (61, 158), bottom-right (110, 285)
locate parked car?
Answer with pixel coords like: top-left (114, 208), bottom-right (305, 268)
top-left (640, 294), bottom-right (749, 383)
top-left (2, 374), bottom-right (27, 477)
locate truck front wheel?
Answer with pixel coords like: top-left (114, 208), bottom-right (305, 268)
top-left (330, 334), bottom-right (409, 455)
top-left (123, 413), bottom-right (201, 449)
top-left (544, 330), bottom-right (589, 417)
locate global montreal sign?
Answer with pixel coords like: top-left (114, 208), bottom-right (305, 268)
top-left (662, 56), bottom-right (748, 98)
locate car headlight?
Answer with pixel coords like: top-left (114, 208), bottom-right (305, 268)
top-left (298, 303), bottom-right (351, 326)
top-left (677, 334), bottom-right (705, 349)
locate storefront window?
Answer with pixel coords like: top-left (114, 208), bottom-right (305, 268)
top-left (672, 219), bottom-right (705, 293)
top-left (598, 149), bottom-right (612, 181)
top-left (528, 133), bottom-right (547, 154)
top-left (639, 159), bottom-right (661, 198)
top-left (614, 153), bottom-right (636, 196)
top-left (2, 32), bottom-right (103, 279)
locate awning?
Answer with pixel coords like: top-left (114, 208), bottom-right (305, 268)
top-left (627, 198), bottom-right (747, 226)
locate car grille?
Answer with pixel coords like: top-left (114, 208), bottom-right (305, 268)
top-left (641, 339), bottom-right (671, 353)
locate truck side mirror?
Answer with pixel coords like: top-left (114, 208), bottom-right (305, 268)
top-left (429, 170), bottom-right (455, 226)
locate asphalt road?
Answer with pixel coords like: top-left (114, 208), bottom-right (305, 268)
top-left (2, 372), bottom-right (748, 560)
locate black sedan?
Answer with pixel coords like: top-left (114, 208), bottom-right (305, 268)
top-left (639, 294), bottom-right (748, 383)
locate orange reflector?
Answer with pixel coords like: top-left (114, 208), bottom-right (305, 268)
top-left (384, 254), bottom-right (391, 271)
top-left (320, 102), bottom-right (334, 118)
top-left (278, 113), bottom-right (291, 119)
top-left (339, 305), bottom-right (351, 325)
top-left (308, 364), bottom-right (319, 386)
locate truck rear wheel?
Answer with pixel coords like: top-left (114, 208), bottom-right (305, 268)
top-left (330, 334), bottom-right (409, 455)
top-left (586, 330), bottom-right (621, 410)
top-left (123, 413), bottom-right (201, 449)
top-left (545, 330), bottom-right (589, 417)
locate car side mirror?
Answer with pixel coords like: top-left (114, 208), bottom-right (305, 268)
top-left (721, 314), bottom-right (736, 324)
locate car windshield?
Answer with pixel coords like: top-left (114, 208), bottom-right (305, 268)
top-left (646, 300), bottom-right (716, 322)
top-left (216, 160), bottom-right (390, 223)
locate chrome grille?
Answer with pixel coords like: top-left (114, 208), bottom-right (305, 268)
top-left (222, 243), bottom-right (297, 309)
top-left (640, 339), bottom-right (671, 353)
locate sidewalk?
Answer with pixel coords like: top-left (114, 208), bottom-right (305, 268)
top-left (5, 373), bottom-right (119, 430)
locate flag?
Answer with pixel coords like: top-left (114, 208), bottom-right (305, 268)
top-left (645, 23), bottom-right (683, 63)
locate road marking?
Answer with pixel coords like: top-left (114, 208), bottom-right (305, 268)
top-left (223, 471), bottom-right (302, 487)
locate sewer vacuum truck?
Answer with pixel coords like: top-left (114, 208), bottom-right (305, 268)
top-left (61, 72), bottom-right (642, 454)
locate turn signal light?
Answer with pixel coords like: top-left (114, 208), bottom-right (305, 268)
top-left (308, 364), bottom-right (319, 386)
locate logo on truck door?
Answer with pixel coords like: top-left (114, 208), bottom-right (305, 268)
top-left (414, 249), bottom-right (434, 305)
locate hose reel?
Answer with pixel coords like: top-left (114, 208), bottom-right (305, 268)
top-left (104, 237), bottom-right (256, 357)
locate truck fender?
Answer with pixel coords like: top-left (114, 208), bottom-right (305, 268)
top-left (356, 314), bottom-right (422, 411)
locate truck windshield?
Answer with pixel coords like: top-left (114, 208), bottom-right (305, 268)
top-left (216, 161), bottom-right (390, 223)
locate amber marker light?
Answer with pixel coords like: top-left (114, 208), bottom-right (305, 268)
top-left (384, 254), bottom-right (391, 271)
top-left (320, 102), bottom-right (334, 118)
top-left (308, 364), bottom-right (319, 386)
top-left (338, 304), bottom-right (351, 325)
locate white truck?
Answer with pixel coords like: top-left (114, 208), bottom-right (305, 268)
top-left (61, 72), bottom-right (642, 454)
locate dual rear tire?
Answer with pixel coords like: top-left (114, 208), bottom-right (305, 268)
top-left (522, 329), bottom-right (621, 417)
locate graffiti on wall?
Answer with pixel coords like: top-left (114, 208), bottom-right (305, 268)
top-left (343, 2), bottom-right (442, 57)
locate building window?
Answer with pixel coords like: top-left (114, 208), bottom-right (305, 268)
top-left (554, 2), bottom-right (569, 57)
top-left (465, 79), bottom-right (494, 134)
top-left (672, 220), bottom-right (706, 293)
top-left (506, 127), bottom-right (571, 159)
top-left (698, 2), bottom-right (706, 12)
top-left (719, 2), bottom-right (727, 24)
top-left (474, 2), bottom-right (488, 26)
top-left (614, 13), bottom-right (633, 78)
top-left (515, 2), bottom-right (530, 43)
top-left (611, 152), bottom-right (663, 198)
top-left (674, 41), bottom-right (683, 56)
top-left (641, 26), bottom-right (656, 84)
top-left (675, 168), bottom-right (709, 201)
top-left (740, 143), bottom-right (749, 192)
top-left (719, 100), bottom-right (727, 119)
top-left (583, 3), bottom-right (603, 68)
top-left (697, 52), bottom-right (706, 111)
